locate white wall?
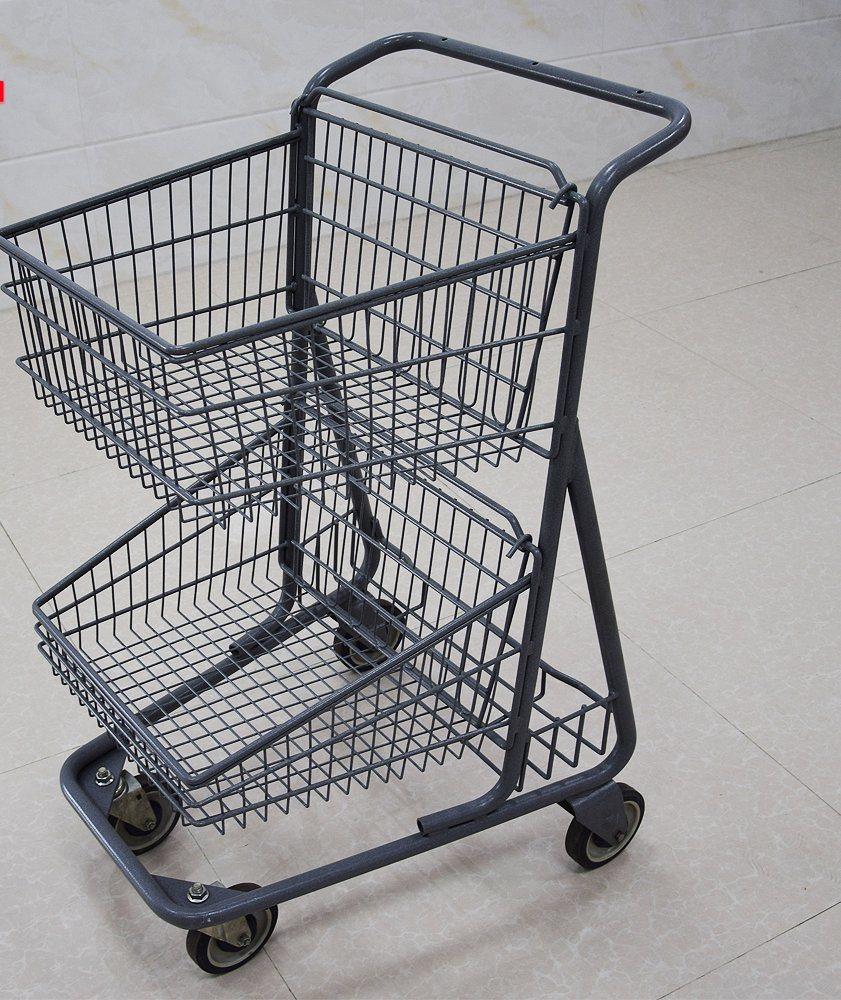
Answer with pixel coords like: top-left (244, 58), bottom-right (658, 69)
top-left (1, 0), bottom-right (841, 230)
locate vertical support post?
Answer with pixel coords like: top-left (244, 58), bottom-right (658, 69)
top-left (418, 191), bottom-right (633, 835)
top-left (283, 96), bottom-right (383, 606)
top-left (567, 435), bottom-right (636, 762)
top-left (274, 98), bottom-right (315, 599)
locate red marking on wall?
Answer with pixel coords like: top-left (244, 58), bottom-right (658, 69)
top-left (0, 81), bottom-right (5, 104)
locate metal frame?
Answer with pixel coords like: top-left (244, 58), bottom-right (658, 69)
top-left (9, 32), bottom-right (689, 936)
top-left (60, 424), bottom-right (639, 932)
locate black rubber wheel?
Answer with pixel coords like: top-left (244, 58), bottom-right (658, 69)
top-left (107, 774), bottom-right (178, 856)
top-left (564, 783), bottom-right (645, 870)
top-left (186, 882), bottom-right (278, 976)
top-left (334, 598), bottom-right (404, 672)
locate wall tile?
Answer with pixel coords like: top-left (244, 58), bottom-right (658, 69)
top-left (0, 145), bottom-right (94, 313)
top-left (602, 0), bottom-right (838, 51)
top-left (600, 16), bottom-right (841, 161)
top-left (0, 0), bottom-right (85, 160)
top-left (0, 145), bottom-right (93, 229)
top-left (348, 52), bottom-right (611, 190)
top-left (67, 0), bottom-right (366, 145)
top-left (83, 106), bottom-right (292, 194)
top-left (356, 1), bottom-right (605, 93)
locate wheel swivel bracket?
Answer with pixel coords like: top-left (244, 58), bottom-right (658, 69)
top-left (108, 772), bottom-right (157, 831)
top-left (565, 781), bottom-right (629, 847)
top-left (197, 910), bottom-right (254, 947)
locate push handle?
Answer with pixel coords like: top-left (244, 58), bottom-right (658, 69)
top-left (304, 32), bottom-right (678, 120)
top-left (301, 32), bottom-right (691, 213)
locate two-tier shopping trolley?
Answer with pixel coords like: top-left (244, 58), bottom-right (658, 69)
top-left (0, 34), bottom-right (690, 974)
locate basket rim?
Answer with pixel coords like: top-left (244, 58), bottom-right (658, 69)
top-left (0, 106), bottom-right (580, 360)
top-left (0, 226), bottom-right (576, 360)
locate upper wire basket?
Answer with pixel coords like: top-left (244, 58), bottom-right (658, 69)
top-left (1, 91), bottom-right (578, 516)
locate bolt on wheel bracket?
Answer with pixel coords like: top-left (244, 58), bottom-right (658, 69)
top-left (81, 747), bottom-right (129, 815)
top-left (566, 781), bottom-right (628, 846)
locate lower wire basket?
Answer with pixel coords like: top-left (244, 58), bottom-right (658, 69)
top-left (35, 470), bottom-right (614, 829)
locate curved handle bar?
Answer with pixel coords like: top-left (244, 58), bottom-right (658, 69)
top-left (301, 32), bottom-right (691, 215)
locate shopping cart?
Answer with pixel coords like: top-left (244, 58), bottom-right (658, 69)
top-left (0, 33), bottom-right (690, 974)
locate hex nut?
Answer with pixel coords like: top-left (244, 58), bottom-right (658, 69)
top-left (187, 882), bottom-right (210, 904)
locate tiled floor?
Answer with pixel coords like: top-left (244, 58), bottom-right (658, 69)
top-left (2, 128), bottom-right (840, 999)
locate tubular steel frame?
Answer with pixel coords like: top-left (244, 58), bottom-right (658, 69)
top-left (5, 33), bottom-right (690, 936)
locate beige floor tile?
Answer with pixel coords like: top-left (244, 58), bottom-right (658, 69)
top-left (639, 260), bottom-right (841, 434)
top-left (0, 465), bottom-right (157, 588)
top-left (589, 295), bottom-right (627, 329)
top-left (0, 621), bottom-right (99, 775)
top-left (2, 128), bottom-right (840, 999)
top-left (0, 516), bottom-right (37, 618)
top-left (0, 753), bottom-right (291, 999)
top-left (188, 589), bottom-right (841, 999)
top-left (564, 473), bottom-right (841, 813)
top-left (0, 315), bottom-right (108, 495)
top-left (674, 137), bottom-right (841, 246)
top-left (470, 317), bottom-right (841, 574)
top-left (659, 126), bottom-right (841, 174)
top-left (591, 167), bottom-right (841, 316)
top-left (0, 524), bottom-right (99, 772)
top-left (669, 902), bottom-right (841, 999)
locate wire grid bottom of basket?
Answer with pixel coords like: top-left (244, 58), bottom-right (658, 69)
top-left (34, 467), bottom-right (545, 826)
top-left (39, 617), bottom-right (523, 830)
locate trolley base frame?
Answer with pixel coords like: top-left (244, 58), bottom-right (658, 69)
top-left (61, 733), bottom-right (633, 932)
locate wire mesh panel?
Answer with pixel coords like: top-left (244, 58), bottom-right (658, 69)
top-left (37, 471), bottom-right (543, 827)
top-left (37, 470), bottom-right (614, 828)
top-left (2, 134), bottom-right (296, 512)
top-left (1, 94), bottom-right (579, 515)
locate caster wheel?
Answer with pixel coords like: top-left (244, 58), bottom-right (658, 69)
top-left (108, 774), bottom-right (178, 855)
top-left (565, 783), bottom-right (645, 870)
top-left (186, 883), bottom-right (278, 975)
top-left (334, 598), bottom-right (404, 672)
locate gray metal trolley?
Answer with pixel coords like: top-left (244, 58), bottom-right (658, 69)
top-left (0, 34), bottom-right (690, 975)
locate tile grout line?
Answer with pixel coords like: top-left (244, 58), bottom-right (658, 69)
top-left (269, 956), bottom-right (299, 1000)
top-left (0, 461), bottom-right (113, 502)
top-left (656, 898), bottom-right (841, 999)
top-left (634, 255), bottom-right (841, 319)
top-left (0, 743), bottom-right (302, 996)
top-left (557, 468), bottom-right (841, 578)
top-left (0, 516), bottom-right (43, 592)
top-left (593, 248), bottom-right (841, 381)
top-left (633, 307), bottom-right (841, 442)
top-left (0, 749), bottom-right (301, 994)
top-left (654, 128), bottom-right (841, 175)
top-left (180, 827), bottom-right (299, 996)
top-left (617, 252), bottom-right (841, 339)
top-left (555, 576), bottom-right (841, 821)
top-left (61, 0), bottom-right (92, 154)
top-left (0, 742), bottom-right (81, 779)
top-left (652, 158), bottom-right (841, 246)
